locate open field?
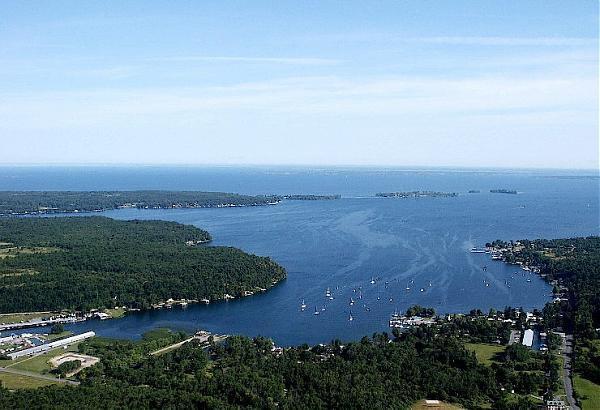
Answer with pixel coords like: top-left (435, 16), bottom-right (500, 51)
top-left (0, 311), bottom-right (54, 325)
top-left (7, 343), bottom-right (80, 375)
top-left (574, 375), bottom-right (600, 409)
top-left (49, 353), bottom-right (99, 377)
top-left (0, 372), bottom-right (61, 389)
top-left (47, 331), bottom-right (74, 342)
top-left (0, 246), bottom-right (57, 260)
top-left (104, 307), bottom-right (126, 318)
top-left (411, 399), bottom-right (464, 409)
top-left (465, 343), bottom-right (505, 365)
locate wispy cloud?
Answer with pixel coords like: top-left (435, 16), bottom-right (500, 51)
top-left (1, 71), bottom-right (596, 125)
top-left (302, 32), bottom-right (598, 48)
top-left (146, 56), bottom-right (342, 66)
top-left (408, 36), bottom-right (598, 47)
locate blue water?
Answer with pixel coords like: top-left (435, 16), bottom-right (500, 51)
top-left (1, 166), bottom-right (598, 346)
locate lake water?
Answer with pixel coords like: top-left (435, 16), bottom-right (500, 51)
top-left (1, 166), bottom-right (598, 346)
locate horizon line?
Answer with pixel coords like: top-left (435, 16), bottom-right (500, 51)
top-left (0, 162), bottom-right (597, 173)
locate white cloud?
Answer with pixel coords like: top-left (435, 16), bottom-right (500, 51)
top-left (406, 36), bottom-right (598, 47)
top-left (0, 71), bottom-right (595, 127)
top-left (145, 56), bottom-right (342, 66)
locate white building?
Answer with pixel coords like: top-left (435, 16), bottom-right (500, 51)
top-left (8, 331), bottom-right (95, 359)
top-left (522, 329), bottom-right (534, 347)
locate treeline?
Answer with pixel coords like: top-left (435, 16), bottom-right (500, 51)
top-left (0, 325), bottom-right (555, 409)
top-left (0, 217), bottom-right (286, 312)
top-left (0, 329), bottom-right (505, 409)
top-left (0, 191), bottom-right (281, 215)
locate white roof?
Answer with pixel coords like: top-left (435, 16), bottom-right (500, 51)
top-left (522, 329), bottom-right (534, 347)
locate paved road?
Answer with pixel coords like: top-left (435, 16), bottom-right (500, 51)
top-left (150, 336), bottom-right (197, 356)
top-left (0, 366), bottom-right (79, 386)
top-left (562, 334), bottom-right (580, 410)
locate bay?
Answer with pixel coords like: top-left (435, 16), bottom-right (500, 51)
top-left (1, 166), bottom-right (598, 346)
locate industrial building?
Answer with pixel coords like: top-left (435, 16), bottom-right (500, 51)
top-left (521, 329), bottom-right (534, 348)
top-left (7, 331), bottom-right (95, 359)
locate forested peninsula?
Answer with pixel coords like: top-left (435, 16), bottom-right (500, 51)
top-left (0, 191), bottom-right (281, 215)
top-left (0, 217), bottom-right (286, 312)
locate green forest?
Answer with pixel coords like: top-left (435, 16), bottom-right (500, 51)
top-left (0, 217), bottom-right (286, 312)
top-left (0, 191), bottom-right (280, 215)
top-left (0, 327), bottom-right (533, 409)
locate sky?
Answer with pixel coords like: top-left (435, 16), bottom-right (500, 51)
top-left (0, 1), bottom-right (598, 169)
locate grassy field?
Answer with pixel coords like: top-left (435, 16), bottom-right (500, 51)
top-left (574, 375), bottom-right (600, 409)
top-left (0, 372), bottom-right (61, 389)
top-left (0, 246), bottom-right (57, 260)
top-left (104, 307), bottom-right (127, 318)
top-left (7, 344), bottom-right (80, 375)
top-left (465, 343), bottom-right (505, 365)
top-left (0, 311), bottom-right (54, 324)
top-left (46, 330), bottom-right (74, 342)
top-left (411, 399), bottom-right (464, 409)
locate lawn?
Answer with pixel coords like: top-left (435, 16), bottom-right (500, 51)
top-left (574, 375), bottom-right (600, 410)
top-left (104, 307), bottom-right (127, 318)
top-left (46, 331), bottom-right (74, 342)
top-left (411, 399), bottom-right (464, 410)
top-left (0, 372), bottom-right (60, 389)
top-left (465, 343), bottom-right (505, 365)
top-left (0, 312), bottom-right (54, 325)
top-left (8, 344), bottom-right (80, 375)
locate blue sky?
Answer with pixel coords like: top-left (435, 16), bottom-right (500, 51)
top-left (1, 1), bottom-right (598, 168)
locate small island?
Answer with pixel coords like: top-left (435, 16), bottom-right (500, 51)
top-left (282, 194), bottom-right (340, 200)
top-left (376, 191), bottom-right (458, 198)
top-left (490, 189), bottom-right (518, 194)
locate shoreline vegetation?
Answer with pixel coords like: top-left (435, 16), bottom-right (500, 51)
top-left (0, 217), bottom-right (286, 315)
top-left (0, 189), bottom-right (530, 216)
top-left (0, 191), bottom-right (281, 216)
top-left (0, 191), bottom-right (343, 216)
top-left (376, 191), bottom-right (458, 198)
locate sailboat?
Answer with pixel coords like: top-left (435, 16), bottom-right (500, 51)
top-left (301, 299), bottom-right (306, 310)
top-left (370, 277), bottom-right (376, 284)
top-left (348, 310), bottom-right (354, 321)
top-left (349, 297), bottom-right (355, 306)
top-left (314, 307), bottom-right (320, 315)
